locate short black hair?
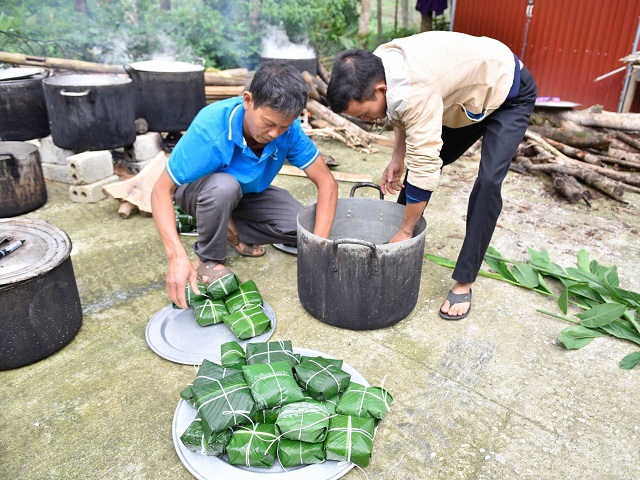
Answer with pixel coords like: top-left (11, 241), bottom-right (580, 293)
top-left (249, 60), bottom-right (309, 118)
top-left (326, 49), bottom-right (386, 114)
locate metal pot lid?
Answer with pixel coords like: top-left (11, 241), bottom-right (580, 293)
top-left (0, 67), bottom-right (45, 81)
top-left (43, 74), bottom-right (131, 87)
top-left (0, 219), bottom-right (72, 286)
top-left (129, 60), bottom-right (204, 73)
top-left (0, 141), bottom-right (38, 158)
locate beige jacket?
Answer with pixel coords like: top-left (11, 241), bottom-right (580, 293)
top-left (374, 31), bottom-right (516, 192)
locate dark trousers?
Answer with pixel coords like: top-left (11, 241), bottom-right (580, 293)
top-left (400, 65), bottom-right (537, 283)
top-left (174, 173), bottom-right (303, 264)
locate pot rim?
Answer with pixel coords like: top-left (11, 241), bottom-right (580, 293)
top-left (128, 60), bottom-right (205, 73)
top-left (43, 74), bottom-right (132, 87)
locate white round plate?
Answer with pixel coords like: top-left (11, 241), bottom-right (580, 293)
top-left (272, 243), bottom-right (298, 255)
top-left (172, 347), bottom-right (366, 480)
top-left (145, 302), bottom-right (276, 365)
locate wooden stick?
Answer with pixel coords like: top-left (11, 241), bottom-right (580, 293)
top-left (278, 164), bottom-right (372, 183)
top-left (0, 51), bottom-right (125, 73)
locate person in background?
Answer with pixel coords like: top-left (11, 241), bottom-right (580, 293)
top-left (152, 60), bottom-right (338, 309)
top-left (327, 31), bottom-right (537, 320)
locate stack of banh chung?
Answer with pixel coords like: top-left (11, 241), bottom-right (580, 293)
top-left (179, 340), bottom-right (393, 468)
top-left (176, 268), bottom-right (271, 340)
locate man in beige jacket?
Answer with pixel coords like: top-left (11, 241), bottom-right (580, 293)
top-left (327, 31), bottom-right (537, 320)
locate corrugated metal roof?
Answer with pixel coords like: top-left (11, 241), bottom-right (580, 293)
top-left (452, 0), bottom-right (640, 111)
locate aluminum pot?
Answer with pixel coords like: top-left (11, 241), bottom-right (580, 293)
top-left (297, 183), bottom-right (427, 330)
top-left (0, 141), bottom-right (47, 218)
top-left (0, 68), bottom-right (50, 141)
top-left (125, 60), bottom-right (206, 132)
top-left (0, 219), bottom-right (82, 370)
top-left (42, 74), bottom-right (136, 151)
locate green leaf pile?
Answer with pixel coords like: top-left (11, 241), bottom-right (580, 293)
top-left (426, 247), bottom-right (640, 370)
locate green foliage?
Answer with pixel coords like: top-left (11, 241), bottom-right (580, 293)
top-left (426, 247), bottom-right (640, 369)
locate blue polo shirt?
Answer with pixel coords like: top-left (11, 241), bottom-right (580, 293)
top-left (166, 97), bottom-right (319, 193)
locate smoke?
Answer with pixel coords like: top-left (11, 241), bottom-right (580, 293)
top-left (90, 30), bottom-right (192, 65)
top-left (261, 24), bottom-right (316, 59)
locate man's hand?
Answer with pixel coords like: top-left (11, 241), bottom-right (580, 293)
top-left (380, 157), bottom-right (405, 195)
top-left (387, 229), bottom-right (413, 243)
top-left (166, 255), bottom-right (200, 309)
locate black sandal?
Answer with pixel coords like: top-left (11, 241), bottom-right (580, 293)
top-left (439, 289), bottom-right (472, 321)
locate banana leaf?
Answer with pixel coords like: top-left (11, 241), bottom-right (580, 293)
top-left (277, 438), bottom-right (325, 467)
top-left (336, 383), bottom-right (393, 421)
top-left (276, 401), bottom-right (331, 443)
top-left (185, 281), bottom-right (208, 306)
top-left (324, 415), bottom-right (376, 467)
top-left (226, 423), bottom-right (280, 468)
top-left (245, 340), bottom-right (298, 366)
top-left (294, 356), bottom-right (351, 400)
top-left (254, 406), bottom-right (281, 424)
top-left (301, 392), bottom-right (341, 414)
top-left (222, 306), bottom-right (271, 340)
top-left (192, 372), bottom-right (258, 435)
top-left (206, 272), bottom-right (240, 300)
top-left (180, 417), bottom-right (232, 456)
top-left (242, 360), bottom-right (305, 409)
top-left (180, 360), bottom-right (243, 406)
top-left (224, 280), bottom-right (263, 314)
top-left (220, 341), bottom-right (246, 367)
top-left (192, 298), bottom-right (228, 326)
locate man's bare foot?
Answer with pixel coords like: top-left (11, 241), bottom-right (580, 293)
top-left (439, 282), bottom-right (473, 319)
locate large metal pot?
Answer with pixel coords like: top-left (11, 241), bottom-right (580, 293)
top-left (125, 60), bottom-right (206, 132)
top-left (0, 68), bottom-right (50, 141)
top-left (42, 74), bottom-right (136, 151)
top-left (260, 57), bottom-right (318, 76)
top-left (0, 219), bottom-right (82, 370)
top-left (0, 141), bottom-right (47, 218)
top-left (297, 183), bottom-right (427, 330)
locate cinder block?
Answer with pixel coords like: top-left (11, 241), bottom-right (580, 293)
top-left (39, 136), bottom-right (75, 165)
top-left (42, 163), bottom-right (74, 184)
top-left (133, 132), bottom-right (162, 161)
top-left (67, 150), bottom-right (114, 185)
top-left (69, 175), bottom-right (119, 203)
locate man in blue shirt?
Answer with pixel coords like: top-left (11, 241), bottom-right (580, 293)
top-left (152, 61), bottom-right (338, 308)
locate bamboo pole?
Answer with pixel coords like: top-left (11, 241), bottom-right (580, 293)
top-left (0, 51), bottom-right (125, 73)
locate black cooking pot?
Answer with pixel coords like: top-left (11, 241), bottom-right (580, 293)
top-left (0, 68), bottom-right (50, 141)
top-left (0, 142), bottom-right (47, 218)
top-left (42, 74), bottom-right (136, 151)
top-left (125, 60), bottom-right (206, 132)
top-left (260, 57), bottom-right (318, 76)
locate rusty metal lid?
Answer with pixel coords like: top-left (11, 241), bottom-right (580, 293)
top-left (0, 219), bottom-right (72, 286)
top-left (0, 67), bottom-right (45, 81)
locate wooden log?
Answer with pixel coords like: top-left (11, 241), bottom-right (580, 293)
top-left (551, 172), bottom-right (584, 203)
top-left (606, 147), bottom-right (640, 164)
top-left (317, 59), bottom-right (331, 84)
top-left (302, 71), bottom-right (321, 102)
top-left (528, 125), bottom-right (612, 151)
top-left (544, 138), bottom-right (602, 165)
top-left (613, 130), bottom-right (640, 151)
top-left (278, 164), bottom-right (372, 183)
top-left (205, 85), bottom-right (244, 97)
top-left (306, 99), bottom-right (394, 148)
top-left (0, 50), bottom-right (125, 73)
top-left (561, 108), bottom-right (640, 131)
top-left (118, 200), bottom-right (138, 219)
top-left (314, 75), bottom-right (328, 97)
top-left (204, 72), bottom-right (248, 86)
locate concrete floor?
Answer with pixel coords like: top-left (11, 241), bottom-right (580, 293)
top-left (2, 135), bottom-right (640, 480)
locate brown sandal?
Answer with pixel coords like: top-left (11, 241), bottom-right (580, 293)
top-left (227, 232), bottom-right (266, 257)
top-left (196, 261), bottom-right (233, 285)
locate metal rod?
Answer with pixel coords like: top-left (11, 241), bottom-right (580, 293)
top-left (618, 16), bottom-right (640, 113)
top-left (594, 66), bottom-right (627, 82)
top-left (450, 0), bottom-right (456, 31)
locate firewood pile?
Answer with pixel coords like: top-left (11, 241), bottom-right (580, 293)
top-left (511, 105), bottom-right (640, 204)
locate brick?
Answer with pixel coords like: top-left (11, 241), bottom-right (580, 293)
top-left (67, 150), bottom-right (114, 185)
top-left (42, 163), bottom-right (74, 184)
top-left (69, 175), bottom-right (119, 203)
top-left (133, 132), bottom-right (162, 161)
top-left (39, 136), bottom-right (75, 165)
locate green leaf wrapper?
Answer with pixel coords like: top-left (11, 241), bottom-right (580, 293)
top-left (302, 393), bottom-right (341, 414)
top-left (180, 360), bottom-right (243, 406)
top-left (224, 280), bottom-right (263, 314)
top-left (277, 438), bottom-right (326, 467)
top-left (294, 356), bottom-right (351, 400)
top-left (206, 273), bottom-right (240, 300)
top-left (223, 305), bottom-right (271, 340)
top-left (220, 341), bottom-right (246, 367)
top-left (226, 423), bottom-right (280, 468)
top-left (336, 383), bottom-right (393, 421)
top-left (180, 417), bottom-right (232, 456)
top-left (245, 340), bottom-right (298, 366)
top-left (254, 406), bottom-right (281, 424)
top-left (276, 401), bottom-right (331, 443)
top-left (192, 298), bottom-right (228, 326)
top-left (324, 415), bottom-right (376, 467)
top-left (192, 372), bottom-right (258, 434)
top-left (185, 281), bottom-right (208, 306)
top-left (242, 361), bottom-right (305, 409)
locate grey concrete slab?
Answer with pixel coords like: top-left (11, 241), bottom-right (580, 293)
top-left (1, 135), bottom-right (639, 480)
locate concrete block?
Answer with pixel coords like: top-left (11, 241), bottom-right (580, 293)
top-left (42, 163), bottom-right (74, 184)
top-left (133, 132), bottom-right (162, 161)
top-left (67, 150), bottom-right (114, 185)
top-left (69, 175), bottom-right (119, 203)
top-left (39, 135), bottom-right (75, 165)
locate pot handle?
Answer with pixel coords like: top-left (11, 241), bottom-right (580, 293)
top-left (193, 57), bottom-right (206, 66)
top-left (350, 182), bottom-right (384, 200)
top-left (123, 64), bottom-right (138, 80)
top-left (60, 89), bottom-right (90, 97)
top-left (0, 152), bottom-right (16, 161)
top-left (331, 238), bottom-right (379, 275)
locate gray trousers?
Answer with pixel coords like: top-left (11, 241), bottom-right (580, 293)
top-left (174, 173), bottom-right (303, 264)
